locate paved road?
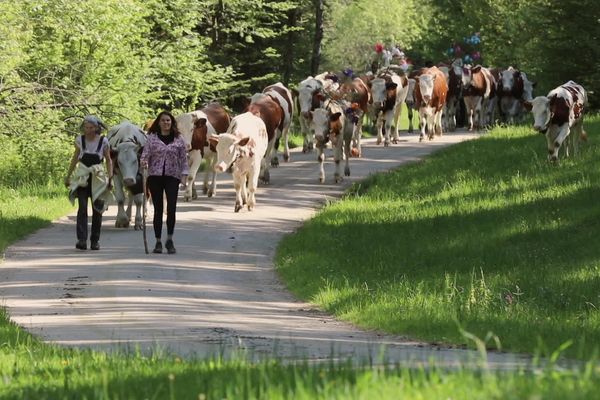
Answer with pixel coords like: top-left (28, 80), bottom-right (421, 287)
top-left (0, 132), bottom-right (531, 367)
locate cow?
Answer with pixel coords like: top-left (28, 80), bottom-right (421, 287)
top-left (310, 100), bottom-right (353, 183)
top-left (208, 112), bottom-right (269, 212)
top-left (333, 77), bottom-right (370, 157)
top-left (498, 66), bottom-right (535, 124)
top-left (370, 69), bottom-right (409, 146)
top-left (462, 65), bottom-right (498, 131)
top-left (295, 73), bottom-right (339, 153)
top-left (414, 66), bottom-right (448, 141)
top-left (107, 121), bottom-right (147, 229)
top-left (187, 103), bottom-right (231, 200)
top-left (175, 104), bottom-right (230, 201)
top-left (259, 82), bottom-right (295, 164)
top-left (443, 60), bottom-right (464, 132)
top-left (247, 92), bottom-right (285, 184)
top-left (523, 81), bottom-right (587, 162)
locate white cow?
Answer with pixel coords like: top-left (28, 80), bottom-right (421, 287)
top-left (370, 70), bottom-right (409, 146)
top-left (310, 100), bottom-right (353, 183)
top-left (209, 112), bottom-right (268, 212)
top-left (107, 121), bottom-right (147, 229)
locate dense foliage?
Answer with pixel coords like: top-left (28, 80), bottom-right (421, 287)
top-left (1, 0), bottom-right (599, 186)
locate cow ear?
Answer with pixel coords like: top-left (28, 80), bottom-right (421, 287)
top-left (329, 112), bottom-right (342, 122)
top-left (385, 82), bottom-right (398, 90)
top-left (195, 118), bottom-right (207, 128)
top-left (237, 137), bottom-right (251, 147)
top-left (208, 133), bottom-right (220, 146)
top-left (472, 65), bottom-right (482, 73)
top-left (522, 101), bottom-right (532, 112)
top-left (191, 114), bottom-right (198, 123)
top-left (316, 92), bottom-right (326, 101)
top-left (532, 81), bottom-right (537, 88)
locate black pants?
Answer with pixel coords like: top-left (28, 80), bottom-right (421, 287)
top-left (76, 184), bottom-right (102, 242)
top-left (147, 175), bottom-right (180, 239)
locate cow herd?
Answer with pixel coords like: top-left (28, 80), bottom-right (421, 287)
top-left (104, 62), bottom-right (588, 223)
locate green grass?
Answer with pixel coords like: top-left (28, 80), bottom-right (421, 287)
top-left (277, 115), bottom-right (600, 360)
top-left (0, 183), bottom-right (75, 252)
top-left (2, 143), bottom-right (600, 397)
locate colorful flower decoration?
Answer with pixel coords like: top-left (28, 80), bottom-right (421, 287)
top-left (375, 43), bottom-right (384, 54)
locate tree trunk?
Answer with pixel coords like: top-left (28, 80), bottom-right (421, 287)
top-left (283, 8), bottom-right (298, 86)
top-left (311, 0), bottom-right (324, 76)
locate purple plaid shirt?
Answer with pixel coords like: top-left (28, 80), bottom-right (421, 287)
top-left (141, 133), bottom-right (189, 180)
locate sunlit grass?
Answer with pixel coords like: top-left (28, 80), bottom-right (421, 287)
top-left (277, 115), bottom-right (600, 359)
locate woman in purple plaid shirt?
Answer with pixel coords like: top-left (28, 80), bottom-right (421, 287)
top-left (141, 111), bottom-right (189, 254)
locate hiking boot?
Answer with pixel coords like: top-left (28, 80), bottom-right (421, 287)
top-left (153, 241), bottom-right (163, 254)
top-left (75, 240), bottom-right (87, 250)
top-left (90, 241), bottom-right (100, 250)
top-left (165, 239), bottom-right (176, 254)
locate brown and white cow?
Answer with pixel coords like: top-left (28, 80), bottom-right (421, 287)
top-left (209, 112), bottom-right (269, 212)
top-left (414, 66), bottom-right (448, 141)
top-left (523, 81), bottom-right (587, 162)
top-left (310, 100), bottom-right (353, 183)
top-left (261, 82), bottom-right (294, 164)
top-left (462, 65), bottom-right (498, 131)
top-left (247, 92), bottom-right (285, 184)
top-left (296, 74), bottom-right (339, 153)
top-left (187, 103), bottom-right (231, 200)
top-left (334, 77), bottom-right (370, 156)
top-left (370, 70), bottom-right (409, 146)
top-left (498, 66), bottom-right (535, 124)
top-left (176, 104), bottom-right (230, 201)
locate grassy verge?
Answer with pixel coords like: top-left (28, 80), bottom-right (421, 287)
top-left (277, 115), bottom-right (600, 360)
top-left (0, 183), bottom-right (74, 253)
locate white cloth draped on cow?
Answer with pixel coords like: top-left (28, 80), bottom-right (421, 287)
top-left (68, 163), bottom-right (114, 213)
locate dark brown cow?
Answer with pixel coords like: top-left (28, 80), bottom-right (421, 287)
top-left (414, 66), bottom-right (448, 141)
top-left (184, 103), bottom-right (231, 200)
top-left (247, 95), bottom-right (283, 184)
top-left (461, 65), bottom-right (498, 131)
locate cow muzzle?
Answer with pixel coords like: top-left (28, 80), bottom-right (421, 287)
top-left (215, 161), bottom-right (228, 172)
top-left (123, 177), bottom-right (136, 186)
top-left (533, 125), bottom-right (547, 134)
top-left (302, 111), bottom-right (311, 120)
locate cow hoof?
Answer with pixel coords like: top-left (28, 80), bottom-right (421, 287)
top-left (319, 177), bottom-right (325, 183)
top-left (344, 167), bottom-right (350, 177)
top-left (202, 186), bottom-right (208, 195)
top-left (283, 153), bottom-right (290, 162)
top-left (207, 189), bottom-right (214, 198)
top-left (183, 196), bottom-right (191, 202)
top-left (271, 157), bottom-right (279, 167)
top-left (419, 135), bottom-right (424, 142)
top-left (234, 203), bottom-right (242, 213)
top-left (302, 146), bottom-right (308, 153)
top-left (392, 139), bottom-right (398, 144)
top-left (384, 141), bottom-right (390, 147)
top-left (376, 138), bottom-right (382, 145)
top-left (247, 205), bottom-right (254, 211)
top-left (335, 176), bottom-right (342, 183)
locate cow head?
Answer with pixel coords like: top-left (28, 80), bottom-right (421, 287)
top-left (500, 67), bottom-right (516, 94)
top-left (297, 78), bottom-right (324, 118)
top-left (523, 96), bottom-right (551, 134)
top-left (309, 108), bottom-right (331, 146)
top-left (209, 133), bottom-right (252, 172)
top-left (405, 78), bottom-right (417, 105)
top-left (418, 74), bottom-right (437, 105)
top-left (115, 141), bottom-right (142, 186)
top-left (461, 65), bottom-right (475, 88)
top-left (370, 78), bottom-right (397, 110)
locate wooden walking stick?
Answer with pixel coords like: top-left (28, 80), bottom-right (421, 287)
top-left (142, 165), bottom-right (149, 254)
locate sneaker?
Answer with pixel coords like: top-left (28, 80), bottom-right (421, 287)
top-left (165, 239), bottom-right (176, 254)
top-left (90, 241), bottom-right (100, 250)
top-left (153, 241), bottom-right (163, 254)
top-left (75, 240), bottom-right (87, 250)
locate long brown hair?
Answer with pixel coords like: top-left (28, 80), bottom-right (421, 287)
top-left (147, 111), bottom-right (181, 137)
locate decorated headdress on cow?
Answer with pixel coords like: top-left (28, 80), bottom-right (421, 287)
top-left (446, 32), bottom-right (482, 65)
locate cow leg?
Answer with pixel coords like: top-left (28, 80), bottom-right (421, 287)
top-left (419, 109), bottom-right (427, 142)
top-left (113, 176), bottom-right (130, 228)
top-left (334, 141), bottom-right (343, 183)
top-left (392, 104), bottom-right (402, 144)
top-left (407, 105), bottom-right (414, 133)
top-left (353, 119), bottom-right (362, 157)
top-left (260, 137), bottom-right (277, 185)
top-left (383, 110), bottom-right (394, 146)
top-left (233, 172), bottom-right (244, 213)
top-left (300, 116), bottom-right (313, 153)
top-left (184, 149), bottom-right (202, 201)
top-left (271, 134), bottom-right (281, 167)
top-left (435, 109), bottom-right (443, 137)
top-left (376, 113), bottom-right (384, 145)
top-left (204, 151), bottom-right (218, 198)
top-left (344, 136), bottom-right (351, 177)
top-left (282, 125), bottom-right (291, 162)
top-left (317, 144), bottom-right (325, 183)
top-left (247, 165), bottom-right (260, 211)
top-left (133, 193), bottom-right (144, 230)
